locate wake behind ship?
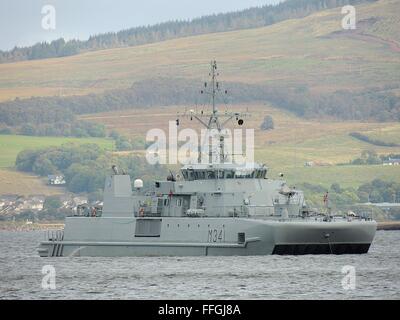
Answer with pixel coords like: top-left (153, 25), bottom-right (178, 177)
top-left (38, 62), bottom-right (376, 257)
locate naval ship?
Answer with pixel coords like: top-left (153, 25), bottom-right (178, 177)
top-left (38, 61), bottom-right (376, 257)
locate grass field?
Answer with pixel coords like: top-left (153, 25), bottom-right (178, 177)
top-left (274, 165), bottom-right (400, 189)
top-left (360, 126), bottom-right (400, 145)
top-left (0, 135), bottom-right (114, 168)
top-left (0, 0), bottom-right (399, 101)
top-left (80, 104), bottom-right (400, 188)
top-left (0, 169), bottom-right (64, 196)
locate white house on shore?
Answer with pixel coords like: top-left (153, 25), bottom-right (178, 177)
top-left (47, 175), bottom-right (66, 186)
top-left (383, 158), bottom-right (400, 166)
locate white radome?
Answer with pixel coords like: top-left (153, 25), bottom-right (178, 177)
top-left (134, 179), bottom-right (144, 189)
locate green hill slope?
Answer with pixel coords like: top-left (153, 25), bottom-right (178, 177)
top-left (0, 0), bottom-right (398, 102)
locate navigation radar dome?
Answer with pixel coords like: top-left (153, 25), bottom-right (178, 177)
top-left (134, 179), bottom-right (144, 189)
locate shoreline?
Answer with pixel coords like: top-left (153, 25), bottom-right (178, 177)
top-left (0, 221), bottom-right (64, 232)
top-left (377, 221), bottom-right (400, 231)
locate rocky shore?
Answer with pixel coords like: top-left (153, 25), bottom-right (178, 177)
top-left (0, 221), bottom-right (64, 232)
top-left (377, 221), bottom-right (400, 231)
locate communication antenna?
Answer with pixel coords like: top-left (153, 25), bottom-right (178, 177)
top-left (110, 131), bottom-right (118, 175)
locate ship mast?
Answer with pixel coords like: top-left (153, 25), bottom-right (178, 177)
top-left (177, 60), bottom-right (248, 164)
top-left (209, 60), bottom-right (219, 130)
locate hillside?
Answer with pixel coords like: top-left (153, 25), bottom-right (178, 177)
top-left (79, 104), bottom-right (400, 188)
top-left (0, 0), bottom-right (371, 64)
top-left (1, 103), bottom-right (398, 196)
top-left (0, 0), bottom-right (398, 103)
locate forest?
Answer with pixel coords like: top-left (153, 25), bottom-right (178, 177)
top-left (0, 79), bottom-right (399, 129)
top-left (300, 179), bottom-right (400, 207)
top-left (0, 100), bottom-right (106, 137)
top-left (0, 0), bottom-right (373, 63)
top-left (15, 144), bottom-right (167, 193)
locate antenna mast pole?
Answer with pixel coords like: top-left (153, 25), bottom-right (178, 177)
top-left (212, 60), bottom-right (217, 117)
top-left (208, 60), bottom-right (221, 131)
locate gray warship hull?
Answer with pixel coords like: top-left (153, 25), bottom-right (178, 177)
top-left (38, 217), bottom-right (376, 257)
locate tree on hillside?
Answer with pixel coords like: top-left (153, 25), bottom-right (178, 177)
top-left (32, 156), bottom-right (57, 176)
top-left (260, 115), bottom-right (274, 131)
top-left (16, 150), bottom-right (41, 172)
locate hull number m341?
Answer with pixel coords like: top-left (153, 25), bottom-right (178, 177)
top-left (208, 229), bottom-right (225, 243)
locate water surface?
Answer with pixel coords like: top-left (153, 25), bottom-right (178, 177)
top-left (0, 230), bottom-right (399, 299)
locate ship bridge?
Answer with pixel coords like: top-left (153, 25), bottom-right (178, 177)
top-left (180, 163), bottom-right (268, 181)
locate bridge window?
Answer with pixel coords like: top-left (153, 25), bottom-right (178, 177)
top-left (225, 170), bottom-right (234, 179)
top-left (188, 170), bottom-right (194, 180)
top-left (235, 169), bottom-right (256, 179)
top-left (207, 171), bottom-right (215, 179)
